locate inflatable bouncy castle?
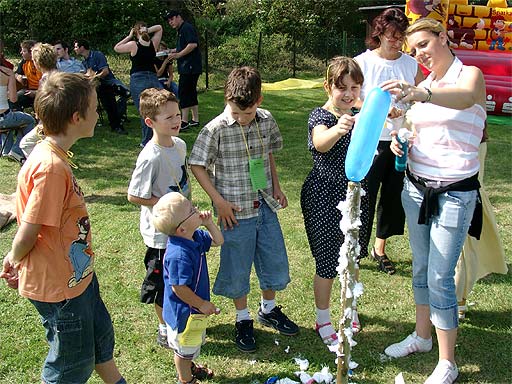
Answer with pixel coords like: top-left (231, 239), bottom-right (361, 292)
top-left (406, 0), bottom-right (512, 116)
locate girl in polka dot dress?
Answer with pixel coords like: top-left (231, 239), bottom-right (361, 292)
top-left (300, 56), bottom-right (370, 345)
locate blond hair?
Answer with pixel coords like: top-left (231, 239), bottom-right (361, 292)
top-left (32, 43), bottom-right (57, 71)
top-left (406, 18), bottom-right (446, 37)
top-left (139, 88), bottom-right (179, 120)
top-left (153, 192), bottom-right (188, 235)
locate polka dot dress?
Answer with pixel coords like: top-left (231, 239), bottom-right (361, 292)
top-left (300, 108), bottom-right (370, 279)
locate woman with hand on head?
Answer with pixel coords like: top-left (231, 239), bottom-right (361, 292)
top-left (382, 18), bottom-right (486, 384)
top-left (300, 56), bottom-right (370, 344)
top-left (354, 7), bottom-right (424, 275)
top-left (115, 21), bottom-right (163, 146)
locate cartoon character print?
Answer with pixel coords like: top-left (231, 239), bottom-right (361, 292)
top-left (408, 0), bottom-right (446, 19)
top-left (488, 15), bottom-right (507, 51)
top-left (447, 15), bottom-right (476, 49)
top-left (68, 216), bottom-right (94, 287)
top-left (168, 164), bottom-right (191, 199)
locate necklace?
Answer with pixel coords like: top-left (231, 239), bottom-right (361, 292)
top-left (326, 103), bottom-right (350, 118)
top-left (43, 139), bottom-right (78, 169)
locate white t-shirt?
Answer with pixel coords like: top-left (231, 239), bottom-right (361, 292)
top-left (355, 49), bottom-right (418, 140)
top-left (128, 138), bottom-right (190, 249)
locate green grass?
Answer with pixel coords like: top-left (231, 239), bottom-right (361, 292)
top-left (0, 88), bottom-right (510, 384)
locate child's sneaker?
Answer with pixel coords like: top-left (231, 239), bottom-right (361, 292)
top-left (157, 331), bottom-right (170, 349)
top-left (351, 308), bottom-right (361, 334)
top-left (424, 359), bottom-right (459, 384)
top-left (257, 305), bottom-right (299, 336)
top-left (458, 300), bottom-right (467, 321)
top-left (235, 319), bottom-right (256, 353)
top-left (384, 331), bottom-right (432, 358)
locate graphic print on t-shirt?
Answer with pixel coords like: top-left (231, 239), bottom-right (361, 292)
top-left (68, 216), bottom-right (94, 287)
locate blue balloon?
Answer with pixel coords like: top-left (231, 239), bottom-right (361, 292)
top-left (345, 87), bottom-right (391, 182)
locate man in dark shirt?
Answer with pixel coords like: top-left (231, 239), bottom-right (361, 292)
top-left (74, 39), bottom-right (128, 135)
top-left (166, 10), bottom-right (202, 130)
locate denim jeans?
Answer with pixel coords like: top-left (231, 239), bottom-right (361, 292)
top-left (213, 201), bottom-right (290, 299)
top-left (0, 110), bottom-right (35, 156)
top-left (402, 177), bottom-right (477, 330)
top-left (130, 71), bottom-right (162, 146)
top-left (29, 274), bottom-right (115, 384)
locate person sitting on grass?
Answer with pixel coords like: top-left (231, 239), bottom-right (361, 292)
top-left (153, 192), bottom-right (223, 384)
top-left (189, 66), bottom-right (299, 353)
top-left (1, 71), bottom-right (126, 384)
top-left (127, 88), bottom-right (190, 349)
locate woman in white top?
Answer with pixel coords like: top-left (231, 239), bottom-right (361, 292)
top-left (0, 41), bottom-right (35, 162)
top-left (382, 18), bottom-right (486, 384)
top-left (355, 8), bottom-right (423, 275)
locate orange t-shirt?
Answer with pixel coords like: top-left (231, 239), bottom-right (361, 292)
top-left (22, 59), bottom-right (42, 90)
top-left (16, 142), bottom-right (94, 302)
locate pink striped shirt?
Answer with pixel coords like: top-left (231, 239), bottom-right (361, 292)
top-left (407, 57), bottom-right (485, 182)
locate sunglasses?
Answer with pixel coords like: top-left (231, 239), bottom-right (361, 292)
top-left (176, 206), bottom-right (198, 228)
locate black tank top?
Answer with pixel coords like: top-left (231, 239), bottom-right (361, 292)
top-left (130, 41), bottom-right (156, 74)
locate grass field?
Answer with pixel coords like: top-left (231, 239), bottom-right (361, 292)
top-left (0, 87), bottom-right (510, 384)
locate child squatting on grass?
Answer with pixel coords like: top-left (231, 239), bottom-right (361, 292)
top-left (127, 88), bottom-right (191, 349)
top-left (189, 66), bottom-right (299, 353)
top-left (1, 71), bottom-right (126, 384)
top-left (152, 192), bottom-right (223, 384)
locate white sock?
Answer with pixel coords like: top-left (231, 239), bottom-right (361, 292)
top-left (261, 298), bottom-right (276, 314)
top-left (316, 308), bottom-right (331, 325)
top-left (158, 323), bottom-right (167, 335)
top-left (236, 308), bottom-right (251, 322)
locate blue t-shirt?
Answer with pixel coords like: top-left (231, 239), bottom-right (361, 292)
top-left (163, 229), bottom-right (212, 332)
top-left (82, 50), bottom-right (115, 83)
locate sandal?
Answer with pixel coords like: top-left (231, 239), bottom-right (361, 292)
top-left (191, 362), bottom-right (214, 380)
top-left (315, 322), bottom-right (338, 345)
top-left (372, 248), bottom-right (396, 275)
top-left (177, 377), bottom-right (198, 384)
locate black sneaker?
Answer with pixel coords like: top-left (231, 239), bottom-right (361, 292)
top-left (188, 120), bottom-right (200, 128)
top-left (234, 319), bottom-right (256, 352)
top-left (180, 121), bottom-right (190, 131)
top-left (112, 126), bottom-right (128, 135)
top-left (257, 305), bottom-right (299, 336)
top-left (156, 331), bottom-right (171, 349)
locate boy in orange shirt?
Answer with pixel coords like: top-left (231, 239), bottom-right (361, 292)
top-left (1, 72), bottom-right (126, 384)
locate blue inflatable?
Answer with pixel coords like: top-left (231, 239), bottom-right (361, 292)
top-left (345, 87), bottom-right (391, 182)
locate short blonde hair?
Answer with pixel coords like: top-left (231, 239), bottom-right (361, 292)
top-left (32, 43), bottom-right (57, 71)
top-left (139, 88), bottom-right (179, 120)
top-left (406, 18), bottom-right (446, 37)
top-left (153, 192), bottom-right (188, 235)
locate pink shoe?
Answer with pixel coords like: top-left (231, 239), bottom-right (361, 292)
top-left (351, 308), bottom-right (361, 334)
top-left (315, 322), bottom-right (338, 345)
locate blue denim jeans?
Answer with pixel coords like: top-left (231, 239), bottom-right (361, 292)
top-left (402, 177), bottom-right (477, 330)
top-left (213, 201), bottom-right (290, 299)
top-left (130, 71), bottom-right (162, 146)
top-left (0, 110), bottom-right (35, 156)
top-left (29, 274), bottom-right (115, 384)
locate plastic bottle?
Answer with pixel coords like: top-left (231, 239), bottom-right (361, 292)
top-left (395, 128), bottom-right (411, 172)
top-left (345, 87), bottom-right (392, 182)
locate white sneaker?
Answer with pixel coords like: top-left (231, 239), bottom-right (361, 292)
top-left (384, 331), bottom-right (432, 358)
top-left (6, 151), bottom-right (24, 163)
top-left (424, 359), bottom-right (458, 384)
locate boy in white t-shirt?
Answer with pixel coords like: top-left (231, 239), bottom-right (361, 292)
top-left (128, 87), bottom-right (190, 347)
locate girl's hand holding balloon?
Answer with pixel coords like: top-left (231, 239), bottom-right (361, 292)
top-left (334, 114), bottom-right (355, 138)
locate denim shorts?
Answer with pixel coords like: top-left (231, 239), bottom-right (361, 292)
top-left (213, 201), bottom-right (290, 299)
top-left (29, 273), bottom-right (115, 384)
top-left (402, 177), bottom-right (477, 330)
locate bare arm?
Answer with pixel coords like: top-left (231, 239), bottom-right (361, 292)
top-left (381, 66), bottom-right (486, 111)
top-left (312, 114), bottom-right (355, 153)
top-left (268, 153), bottom-right (287, 208)
top-left (169, 43), bottom-right (198, 60)
top-left (7, 221), bottom-right (41, 264)
top-left (127, 194), bottom-right (159, 207)
top-left (149, 25), bottom-right (163, 49)
top-left (190, 164), bottom-right (241, 229)
top-left (199, 211), bottom-right (224, 247)
top-left (172, 285), bottom-right (217, 315)
top-left (114, 29), bottom-right (136, 54)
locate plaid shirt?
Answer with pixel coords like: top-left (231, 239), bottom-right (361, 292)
top-left (189, 107), bottom-right (283, 219)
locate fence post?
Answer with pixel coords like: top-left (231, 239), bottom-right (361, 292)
top-left (257, 31), bottom-right (263, 69)
top-left (204, 29), bottom-right (209, 90)
top-left (292, 34), bottom-right (296, 78)
top-left (342, 30), bottom-right (347, 57)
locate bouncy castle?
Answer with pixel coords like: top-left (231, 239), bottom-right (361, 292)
top-left (406, 0), bottom-right (512, 116)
